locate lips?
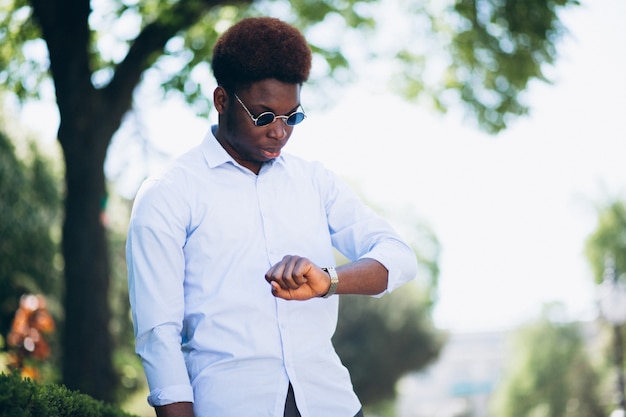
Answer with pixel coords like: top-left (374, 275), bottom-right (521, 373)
top-left (261, 148), bottom-right (281, 159)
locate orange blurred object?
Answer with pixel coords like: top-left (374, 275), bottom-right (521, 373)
top-left (6, 294), bottom-right (56, 380)
top-left (20, 366), bottom-right (41, 381)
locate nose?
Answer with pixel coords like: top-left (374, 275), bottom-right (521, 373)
top-left (267, 120), bottom-right (288, 140)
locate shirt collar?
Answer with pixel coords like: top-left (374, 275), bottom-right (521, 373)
top-left (202, 124), bottom-right (286, 171)
top-left (201, 125), bottom-right (235, 169)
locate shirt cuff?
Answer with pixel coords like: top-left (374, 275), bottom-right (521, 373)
top-left (360, 242), bottom-right (418, 296)
top-left (147, 384), bottom-right (195, 407)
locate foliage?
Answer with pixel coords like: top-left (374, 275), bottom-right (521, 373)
top-left (0, 113), bottom-right (62, 378)
top-left (0, 105), bottom-right (141, 400)
top-left (334, 283), bottom-right (446, 406)
top-left (584, 197), bottom-right (626, 413)
top-left (0, 371), bottom-right (138, 417)
top-left (489, 303), bottom-right (604, 417)
top-left (0, 0), bottom-right (47, 101)
top-left (0, 0), bottom-right (579, 130)
top-left (392, 0), bottom-right (579, 133)
top-left (585, 199), bottom-right (626, 285)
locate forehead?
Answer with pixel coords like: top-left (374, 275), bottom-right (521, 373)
top-left (243, 79), bottom-right (301, 106)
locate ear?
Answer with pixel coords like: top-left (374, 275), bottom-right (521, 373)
top-left (213, 86), bottom-right (228, 114)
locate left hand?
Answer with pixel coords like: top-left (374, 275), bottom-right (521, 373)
top-left (265, 255), bottom-right (331, 300)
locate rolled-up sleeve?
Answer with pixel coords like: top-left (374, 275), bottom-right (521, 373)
top-left (126, 178), bottom-right (194, 406)
top-left (320, 166), bottom-right (418, 295)
top-left (358, 236), bottom-right (418, 293)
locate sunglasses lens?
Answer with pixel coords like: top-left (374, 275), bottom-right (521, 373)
top-left (255, 113), bottom-right (276, 126)
top-left (286, 112), bottom-right (306, 126)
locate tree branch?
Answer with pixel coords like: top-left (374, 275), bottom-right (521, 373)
top-left (105, 0), bottom-right (251, 115)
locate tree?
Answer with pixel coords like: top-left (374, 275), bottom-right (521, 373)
top-left (585, 198), bottom-right (626, 414)
top-left (489, 303), bottom-right (604, 417)
top-left (0, 0), bottom-right (579, 401)
top-left (0, 106), bottom-right (62, 379)
top-left (392, 0), bottom-right (580, 134)
top-left (585, 200), bottom-right (626, 285)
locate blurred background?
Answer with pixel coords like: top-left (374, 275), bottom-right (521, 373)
top-left (1, 0), bottom-right (625, 416)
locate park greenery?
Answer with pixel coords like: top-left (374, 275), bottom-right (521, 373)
top-left (0, 112), bottom-right (62, 385)
top-left (487, 200), bottom-right (626, 417)
top-left (585, 200), bottom-right (626, 286)
top-left (0, 114), bottom-right (61, 339)
top-left (489, 304), bottom-right (605, 417)
top-left (2, 0), bottom-right (607, 413)
top-left (0, 371), bottom-right (137, 417)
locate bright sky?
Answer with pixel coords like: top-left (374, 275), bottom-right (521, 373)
top-left (20, 0), bottom-right (625, 333)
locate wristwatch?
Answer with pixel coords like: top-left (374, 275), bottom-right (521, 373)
top-left (321, 266), bottom-right (339, 298)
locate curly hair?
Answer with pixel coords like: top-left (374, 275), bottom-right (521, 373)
top-left (212, 17), bottom-right (312, 91)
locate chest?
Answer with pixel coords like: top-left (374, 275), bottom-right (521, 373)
top-left (184, 166), bottom-right (332, 261)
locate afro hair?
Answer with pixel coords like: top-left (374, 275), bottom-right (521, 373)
top-left (212, 17), bottom-right (312, 91)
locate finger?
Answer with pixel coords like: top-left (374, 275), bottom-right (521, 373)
top-left (264, 263), bottom-right (280, 284)
top-left (270, 281), bottom-right (293, 300)
top-left (270, 281), bottom-right (280, 295)
top-left (290, 258), bottom-right (311, 287)
top-left (265, 258), bottom-right (289, 288)
top-left (266, 255), bottom-right (309, 290)
top-left (281, 258), bottom-right (303, 289)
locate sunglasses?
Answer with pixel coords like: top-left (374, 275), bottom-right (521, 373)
top-left (234, 94), bottom-right (306, 127)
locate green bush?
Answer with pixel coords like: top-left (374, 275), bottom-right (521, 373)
top-left (0, 372), bottom-right (138, 417)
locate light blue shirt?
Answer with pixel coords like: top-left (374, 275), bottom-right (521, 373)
top-left (126, 128), bottom-right (417, 417)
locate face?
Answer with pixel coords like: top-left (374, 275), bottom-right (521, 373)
top-left (213, 79), bottom-right (303, 174)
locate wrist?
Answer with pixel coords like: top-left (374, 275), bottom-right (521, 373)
top-left (321, 266), bottom-right (339, 298)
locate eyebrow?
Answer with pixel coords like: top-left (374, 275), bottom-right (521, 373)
top-left (255, 102), bottom-right (302, 115)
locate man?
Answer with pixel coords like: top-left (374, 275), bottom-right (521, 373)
top-left (127, 17), bottom-right (417, 417)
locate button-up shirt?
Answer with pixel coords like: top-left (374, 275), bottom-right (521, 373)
top-left (126, 127), bottom-right (417, 417)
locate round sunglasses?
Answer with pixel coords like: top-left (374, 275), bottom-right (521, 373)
top-left (234, 94), bottom-right (306, 127)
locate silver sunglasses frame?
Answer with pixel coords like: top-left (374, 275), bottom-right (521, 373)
top-left (234, 94), bottom-right (306, 127)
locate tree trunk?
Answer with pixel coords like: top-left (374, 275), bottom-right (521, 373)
top-left (29, 0), bottom-right (120, 400)
top-left (60, 118), bottom-right (117, 402)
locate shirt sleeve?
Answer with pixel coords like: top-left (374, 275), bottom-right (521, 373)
top-left (126, 178), bottom-right (194, 406)
top-left (319, 166), bottom-right (418, 295)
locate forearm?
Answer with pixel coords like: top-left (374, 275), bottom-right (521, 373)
top-left (155, 402), bottom-right (194, 417)
top-left (335, 258), bottom-right (388, 296)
